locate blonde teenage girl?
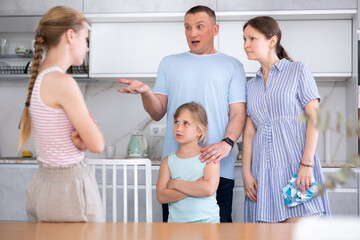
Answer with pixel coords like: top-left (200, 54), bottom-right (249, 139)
top-left (156, 102), bottom-right (220, 223)
top-left (18, 6), bottom-right (104, 222)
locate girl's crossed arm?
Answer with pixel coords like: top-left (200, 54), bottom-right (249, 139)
top-left (53, 73), bottom-right (104, 153)
top-left (166, 161), bottom-right (220, 198)
top-left (156, 157), bottom-right (189, 204)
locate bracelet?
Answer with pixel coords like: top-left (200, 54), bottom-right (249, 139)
top-left (300, 162), bottom-right (314, 168)
top-left (221, 137), bottom-right (234, 148)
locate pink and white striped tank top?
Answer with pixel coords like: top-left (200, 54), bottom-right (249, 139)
top-left (29, 66), bottom-right (85, 166)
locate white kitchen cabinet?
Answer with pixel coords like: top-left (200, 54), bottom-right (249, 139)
top-left (0, 163), bottom-right (163, 222)
top-left (151, 166), bottom-right (360, 222)
top-left (84, 0), bottom-right (216, 13)
top-left (0, 164), bottom-right (37, 221)
top-left (358, 3), bottom-right (360, 33)
top-left (232, 167), bottom-right (359, 222)
top-left (0, 0), bottom-right (82, 15)
top-left (322, 168), bottom-right (359, 216)
top-left (89, 22), bottom-right (220, 78)
top-left (89, 22), bottom-right (190, 78)
top-left (90, 19), bottom-right (351, 80)
top-left (219, 20), bottom-right (352, 80)
top-left (217, 0), bottom-right (357, 11)
top-left (0, 163), bottom-right (358, 222)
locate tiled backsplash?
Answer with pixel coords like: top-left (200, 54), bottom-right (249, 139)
top-left (0, 80), bottom-right (166, 160)
top-left (0, 79), bottom-right (349, 162)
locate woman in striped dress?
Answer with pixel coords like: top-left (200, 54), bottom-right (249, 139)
top-left (18, 6), bottom-right (104, 222)
top-left (242, 16), bottom-right (331, 223)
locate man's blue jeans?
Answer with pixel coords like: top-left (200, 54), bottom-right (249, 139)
top-left (162, 177), bottom-right (235, 222)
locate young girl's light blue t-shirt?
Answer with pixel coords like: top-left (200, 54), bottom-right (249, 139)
top-left (153, 52), bottom-right (246, 180)
top-left (167, 152), bottom-right (220, 223)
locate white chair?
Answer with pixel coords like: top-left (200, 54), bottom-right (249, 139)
top-left (88, 158), bottom-right (152, 222)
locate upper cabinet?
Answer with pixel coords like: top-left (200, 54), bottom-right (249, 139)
top-left (84, 0), bottom-right (215, 13)
top-left (89, 22), bottom-right (218, 78)
top-left (90, 17), bottom-right (352, 80)
top-left (0, 0), bottom-right (82, 15)
top-left (0, 0), bottom-right (355, 15)
top-left (83, 0), bottom-right (356, 13)
top-left (89, 22), bottom-right (185, 78)
top-left (219, 19), bottom-right (352, 79)
top-left (358, 2), bottom-right (360, 33)
top-left (217, 0), bottom-right (357, 11)
top-left (0, 3), bottom-right (355, 81)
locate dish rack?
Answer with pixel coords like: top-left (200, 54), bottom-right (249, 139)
top-left (0, 65), bottom-right (26, 74)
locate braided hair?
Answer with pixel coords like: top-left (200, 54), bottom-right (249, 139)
top-left (18, 6), bottom-right (86, 149)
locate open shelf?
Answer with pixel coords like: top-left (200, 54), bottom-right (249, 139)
top-left (0, 53), bottom-right (33, 58)
top-left (0, 73), bottom-right (89, 80)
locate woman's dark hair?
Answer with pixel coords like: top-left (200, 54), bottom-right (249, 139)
top-left (243, 16), bottom-right (292, 61)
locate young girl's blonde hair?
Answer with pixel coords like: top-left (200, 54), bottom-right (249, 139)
top-left (18, 6), bottom-right (86, 150)
top-left (173, 102), bottom-right (208, 145)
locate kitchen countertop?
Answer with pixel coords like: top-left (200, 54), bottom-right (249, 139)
top-left (0, 157), bottom-right (356, 168)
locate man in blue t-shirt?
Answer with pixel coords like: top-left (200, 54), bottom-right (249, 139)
top-left (118, 5), bottom-right (246, 222)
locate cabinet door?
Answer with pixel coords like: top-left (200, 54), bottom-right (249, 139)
top-left (219, 20), bottom-right (352, 76)
top-left (233, 167), bottom-right (245, 222)
top-left (0, 165), bottom-right (37, 221)
top-left (84, 0), bottom-right (216, 13)
top-left (218, 0), bottom-right (356, 11)
top-left (89, 22), bottom-right (220, 77)
top-left (89, 22), bottom-right (188, 77)
top-left (0, 1), bottom-right (82, 15)
top-left (323, 170), bottom-right (359, 216)
top-left (233, 167), bottom-right (359, 222)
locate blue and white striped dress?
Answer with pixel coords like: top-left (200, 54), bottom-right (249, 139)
top-left (244, 58), bottom-right (331, 222)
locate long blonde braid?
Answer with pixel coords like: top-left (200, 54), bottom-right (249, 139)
top-left (18, 32), bottom-right (45, 150)
top-left (18, 6), bottom-right (86, 150)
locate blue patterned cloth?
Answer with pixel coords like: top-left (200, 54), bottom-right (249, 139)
top-left (282, 174), bottom-right (318, 207)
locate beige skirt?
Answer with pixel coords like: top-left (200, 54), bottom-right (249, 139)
top-left (26, 159), bottom-right (104, 222)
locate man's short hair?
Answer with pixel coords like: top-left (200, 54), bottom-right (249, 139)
top-left (185, 5), bottom-right (216, 24)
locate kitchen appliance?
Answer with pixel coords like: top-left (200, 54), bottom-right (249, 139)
top-left (127, 130), bottom-right (148, 158)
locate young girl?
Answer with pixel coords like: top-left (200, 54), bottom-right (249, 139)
top-left (242, 16), bottom-right (331, 223)
top-left (18, 6), bottom-right (104, 222)
top-left (156, 102), bottom-right (220, 223)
